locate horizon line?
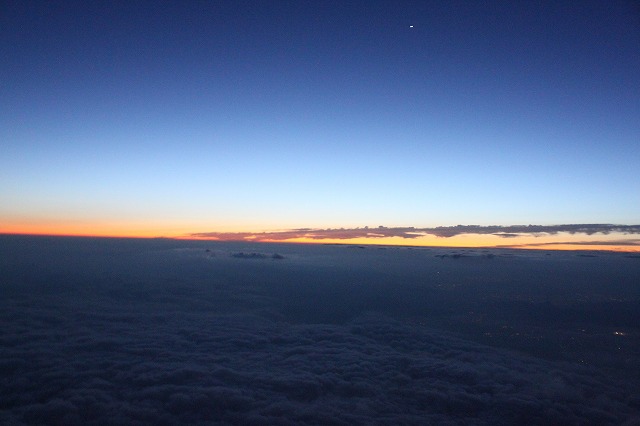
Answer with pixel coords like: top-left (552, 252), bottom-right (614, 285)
top-left (2, 223), bottom-right (640, 253)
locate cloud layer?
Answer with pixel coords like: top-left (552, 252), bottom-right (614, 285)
top-left (190, 224), bottom-right (640, 242)
top-left (2, 313), bottom-right (636, 425)
top-left (1, 236), bottom-right (639, 425)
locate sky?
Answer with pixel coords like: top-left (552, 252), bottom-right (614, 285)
top-left (1, 0), bottom-right (639, 249)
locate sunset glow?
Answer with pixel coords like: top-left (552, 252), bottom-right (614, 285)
top-left (2, 221), bottom-right (639, 252)
top-left (1, 1), bottom-right (638, 252)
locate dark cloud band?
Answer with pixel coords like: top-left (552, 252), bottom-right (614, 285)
top-left (190, 224), bottom-right (640, 241)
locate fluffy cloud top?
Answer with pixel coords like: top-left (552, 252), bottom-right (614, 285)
top-left (1, 236), bottom-right (639, 425)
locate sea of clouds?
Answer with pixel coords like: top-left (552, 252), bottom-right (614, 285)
top-left (1, 236), bottom-right (639, 425)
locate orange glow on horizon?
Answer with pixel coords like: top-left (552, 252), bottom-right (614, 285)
top-left (2, 223), bottom-right (639, 252)
top-left (0, 219), bottom-right (270, 238)
top-left (256, 236), bottom-right (640, 252)
top-left (188, 233), bottom-right (640, 252)
top-left (0, 221), bottom-right (177, 239)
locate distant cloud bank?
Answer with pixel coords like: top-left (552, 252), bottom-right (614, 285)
top-left (190, 224), bottom-right (640, 242)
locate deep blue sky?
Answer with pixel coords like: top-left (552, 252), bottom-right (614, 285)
top-left (1, 0), bottom-right (639, 236)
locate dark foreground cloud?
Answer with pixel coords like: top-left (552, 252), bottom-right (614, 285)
top-left (2, 312), bottom-right (637, 425)
top-left (190, 224), bottom-right (640, 242)
top-left (1, 236), bottom-right (639, 425)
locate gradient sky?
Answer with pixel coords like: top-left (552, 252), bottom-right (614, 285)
top-left (1, 1), bottom-right (639, 247)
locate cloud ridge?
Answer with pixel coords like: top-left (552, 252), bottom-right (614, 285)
top-left (190, 224), bottom-right (640, 241)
